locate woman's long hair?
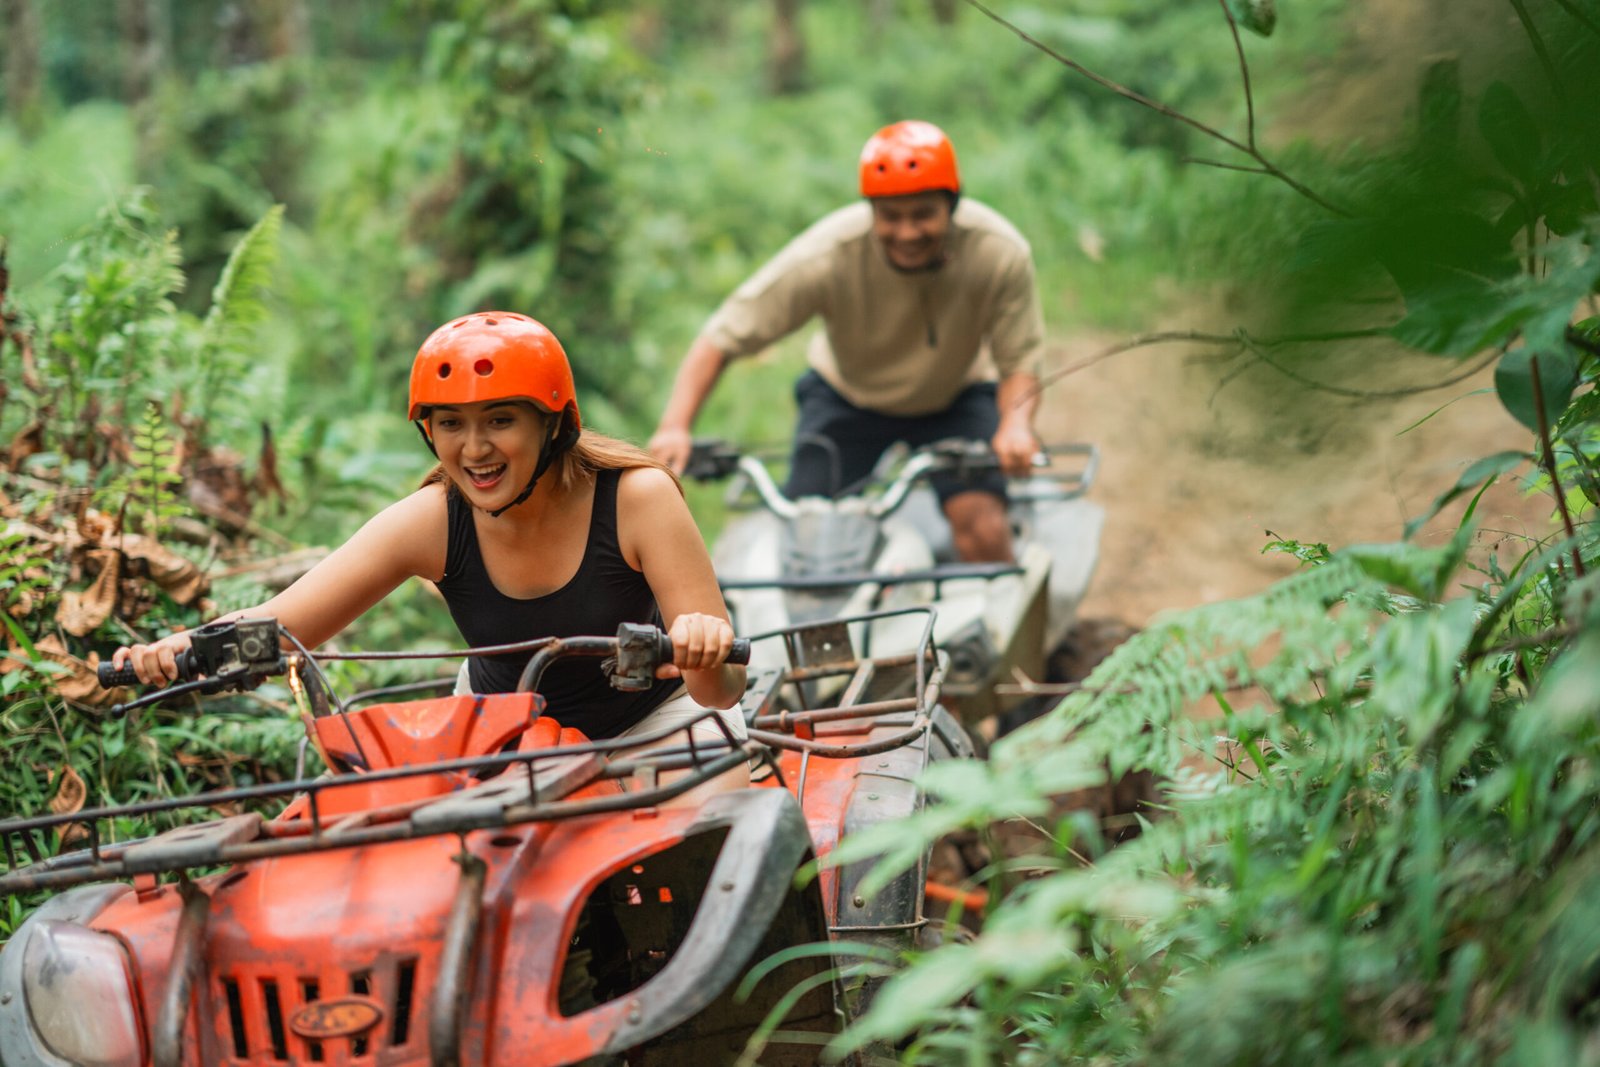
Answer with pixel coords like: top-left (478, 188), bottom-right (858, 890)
top-left (418, 409), bottom-right (681, 497)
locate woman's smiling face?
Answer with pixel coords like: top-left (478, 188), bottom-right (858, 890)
top-left (428, 399), bottom-right (549, 508)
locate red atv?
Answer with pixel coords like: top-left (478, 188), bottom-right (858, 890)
top-left (0, 609), bottom-right (970, 1066)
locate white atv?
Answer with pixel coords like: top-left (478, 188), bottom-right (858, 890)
top-left (686, 438), bottom-right (1104, 731)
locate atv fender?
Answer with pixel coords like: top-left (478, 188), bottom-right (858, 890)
top-left (0, 882), bottom-right (135, 1067)
top-left (496, 787), bottom-right (822, 1063)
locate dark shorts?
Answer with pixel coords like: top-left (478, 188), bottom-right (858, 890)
top-left (784, 371), bottom-right (1007, 504)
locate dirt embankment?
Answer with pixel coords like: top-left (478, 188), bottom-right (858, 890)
top-left (1038, 329), bottom-right (1556, 629)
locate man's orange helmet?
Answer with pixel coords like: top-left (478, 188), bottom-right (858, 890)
top-left (408, 311), bottom-right (581, 431)
top-left (858, 120), bottom-right (961, 199)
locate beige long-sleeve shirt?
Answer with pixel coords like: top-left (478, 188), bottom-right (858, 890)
top-left (700, 198), bottom-right (1045, 417)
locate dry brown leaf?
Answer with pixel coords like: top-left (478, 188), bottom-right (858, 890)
top-left (31, 634), bottom-right (121, 707)
top-left (49, 765), bottom-right (89, 847)
top-left (5, 420), bottom-right (44, 472)
top-left (189, 443), bottom-right (253, 523)
top-left (254, 422), bottom-right (289, 512)
top-left (56, 547), bottom-right (121, 636)
top-left (73, 500), bottom-right (117, 545)
top-left (48, 765), bottom-right (87, 817)
top-left (121, 531), bottom-right (209, 605)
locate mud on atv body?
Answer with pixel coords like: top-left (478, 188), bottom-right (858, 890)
top-left (688, 438), bottom-right (1104, 725)
top-left (0, 612), bottom-right (966, 1067)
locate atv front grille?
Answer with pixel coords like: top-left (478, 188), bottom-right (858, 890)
top-left (210, 957), bottom-right (421, 1064)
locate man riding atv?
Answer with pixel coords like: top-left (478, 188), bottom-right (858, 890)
top-left (648, 119), bottom-right (1047, 564)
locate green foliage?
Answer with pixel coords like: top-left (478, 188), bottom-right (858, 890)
top-left (804, 3), bottom-right (1600, 1061)
top-left (95, 401), bottom-right (189, 537)
top-left (827, 523), bottom-right (1599, 1063)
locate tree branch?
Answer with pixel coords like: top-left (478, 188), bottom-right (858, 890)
top-left (1529, 355), bottom-right (1585, 578)
top-left (1025, 325), bottom-right (1491, 404)
top-left (1183, 156), bottom-right (1272, 175)
top-left (963, 0), bottom-right (1349, 216)
top-left (1240, 339), bottom-right (1501, 399)
top-left (1217, 0), bottom-right (1257, 151)
top-left (1507, 0), bottom-right (1568, 104)
top-left (1549, 0), bottom-right (1600, 39)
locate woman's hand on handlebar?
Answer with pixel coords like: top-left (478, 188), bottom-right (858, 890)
top-left (657, 612), bottom-right (736, 679)
top-left (111, 629), bottom-right (193, 686)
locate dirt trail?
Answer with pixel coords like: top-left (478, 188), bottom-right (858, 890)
top-left (1038, 328), bottom-right (1557, 628)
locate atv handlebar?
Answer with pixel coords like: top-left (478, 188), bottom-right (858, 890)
top-left (686, 437), bottom-right (1098, 519)
top-left (514, 622), bottom-right (751, 694)
top-left (100, 619), bottom-right (750, 714)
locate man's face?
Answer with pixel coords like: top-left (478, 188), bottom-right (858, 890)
top-left (869, 191), bottom-right (954, 271)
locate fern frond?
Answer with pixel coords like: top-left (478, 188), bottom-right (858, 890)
top-left (202, 204), bottom-right (285, 348)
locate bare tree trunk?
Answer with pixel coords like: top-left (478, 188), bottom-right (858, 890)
top-left (118, 0), bottom-right (170, 104)
top-left (867, 0), bottom-right (893, 44)
top-left (214, 0), bottom-right (307, 66)
top-left (263, 0), bottom-right (309, 61)
top-left (1, 0), bottom-right (43, 136)
top-left (119, 0), bottom-right (170, 181)
top-left (770, 0), bottom-right (807, 95)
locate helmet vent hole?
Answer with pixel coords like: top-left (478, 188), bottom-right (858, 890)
top-left (451, 321), bottom-right (466, 329)
top-left (484, 317), bottom-right (498, 326)
top-left (437, 364), bottom-right (452, 379)
top-left (474, 358), bottom-right (494, 376)
top-left (908, 160), bottom-right (918, 169)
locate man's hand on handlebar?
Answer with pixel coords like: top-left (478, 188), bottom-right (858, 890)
top-left (110, 629), bottom-right (195, 687)
top-left (648, 425), bottom-right (694, 474)
top-left (991, 420), bottom-right (1040, 479)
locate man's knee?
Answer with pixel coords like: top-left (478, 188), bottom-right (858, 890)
top-left (943, 491), bottom-right (1013, 563)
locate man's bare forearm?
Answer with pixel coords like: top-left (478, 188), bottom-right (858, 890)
top-left (657, 337), bottom-right (729, 432)
top-left (996, 371), bottom-right (1040, 431)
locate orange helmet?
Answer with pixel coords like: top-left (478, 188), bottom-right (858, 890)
top-left (408, 311), bottom-right (580, 431)
top-left (858, 120), bottom-right (961, 199)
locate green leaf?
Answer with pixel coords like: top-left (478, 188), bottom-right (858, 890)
top-left (1477, 82), bottom-right (1541, 184)
top-left (203, 204), bottom-right (284, 345)
top-left (1224, 0), bottom-right (1277, 37)
top-left (1520, 632), bottom-right (1600, 739)
top-left (1345, 529), bottom-right (1472, 602)
top-left (1403, 450), bottom-right (1529, 539)
top-left (1494, 347), bottom-right (1579, 431)
top-left (1542, 179), bottom-right (1598, 236)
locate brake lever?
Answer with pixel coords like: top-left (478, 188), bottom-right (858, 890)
top-left (107, 668), bottom-right (256, 719)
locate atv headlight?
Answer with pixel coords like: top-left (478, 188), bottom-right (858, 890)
top-left (21, 920), bottom-right (143, 1067)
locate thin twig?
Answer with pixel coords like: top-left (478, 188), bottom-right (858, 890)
top-left (1183, 157), bottom-right (1272, 176)
top-left (1027, 325), bottom-right (1487, 403)
top-left (1217, 0), bottom-right (1257, 150)
top-left (1549, 0), bottom-right (1600, 39)
top-left (1241, 339), bottom-right (1501, 399)
top-left (962, 0), bottom-right (1349, 216)
top-left (1507, 0), bottom-right (1568, 104)
top-left (1474, 622), bottom-right (1579, 661)
top-left (1528, 355), bottom-right (1585, 578)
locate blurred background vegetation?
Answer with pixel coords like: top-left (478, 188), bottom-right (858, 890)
top-left (4, 1), bottom-right (1599, 1061)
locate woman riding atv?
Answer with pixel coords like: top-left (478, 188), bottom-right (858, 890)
top-left (112, 311), bottom-right (748, 797)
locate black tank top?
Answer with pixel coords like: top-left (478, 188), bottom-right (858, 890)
top-left (434, 468), bottom-right (677, 738)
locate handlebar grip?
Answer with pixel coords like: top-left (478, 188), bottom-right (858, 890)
top-left (658, 635), bottom-right (752, 666)
top-left (97, 662), bottom-right (143, 688)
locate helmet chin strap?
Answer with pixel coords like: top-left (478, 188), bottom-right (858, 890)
top-left (416, 410), bottom-right (575, 518)
top-left (486, 419), bottom-right (568, 518)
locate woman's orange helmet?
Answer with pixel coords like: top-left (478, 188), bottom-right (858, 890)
top-left (858, 120), bottom-right (961, 199)
top-left (408, 311), bottom-right (581, 431)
